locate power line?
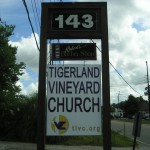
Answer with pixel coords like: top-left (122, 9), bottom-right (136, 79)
top-left (22, 0), bottom-right (40, 51)
top-left (33, 0), bottom-right (41, 26)
top-left (90, 39), bottom-right (142, 96)
top-left (22, 0), bottom-right (142, 95)
top-left (31, 0), bottom-right (40, 35)
top-left (109, 62), bottom-right (142, 95)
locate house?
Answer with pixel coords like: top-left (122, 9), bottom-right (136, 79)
top-left (111, 108), bottom-right (124, 118)
top-left (139, 101), bottom-right (149, 119)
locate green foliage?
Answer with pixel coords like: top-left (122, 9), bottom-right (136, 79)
top-left (0, 21), bottom-right (25, 99)
top-left (62, 136), bottom-right (103, 146)
top-left (110, 104), bottom-right (115, 112)
top-left (0, 92), bottom-right (134, 147)
top-left (124, 95), bottom-right (139, 118)
top-left (0, 93), bottom-right (37, 142)
top-left (0, 21), bottom-right (26, 141)
top-left (46, 131), bottom-right (132, 147)
top-left (144, 85), bottom-right (150, 96)
top-left (16, 93), bottom-right (37, 142)
top-left (111, 130), bottom-right (133, 147)
top-left (113, 95), bottom-right (148, 118)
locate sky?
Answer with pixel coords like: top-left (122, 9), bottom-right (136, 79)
top-left (0, 0), bottom-right (150, 104)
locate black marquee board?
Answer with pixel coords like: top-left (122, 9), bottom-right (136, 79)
top-left (42, 2), bottom-right (106, 39)
top-left (52, 43), bottom-right (96, 60)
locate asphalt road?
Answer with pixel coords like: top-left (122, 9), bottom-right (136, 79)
top-left (111, 120), bottom-right (150, 147)
top-left (0, 141), bottom-right (149, 150)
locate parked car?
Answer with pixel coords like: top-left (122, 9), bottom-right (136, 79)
top-left (145, 116), bottom-right (150, 120)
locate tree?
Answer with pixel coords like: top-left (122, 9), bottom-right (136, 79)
top-left (123, 95), bottom-right (139, 118)
top-left (0, 21), bottom-right (26, 141)
top-left (144, 85), bottom-right (150, 96)
top-left (0, 21), bottom-right (25, 130)
top-left (119, 101), bottom-right (125, 110)
top-left (0, 21), bottom-right (25, 100)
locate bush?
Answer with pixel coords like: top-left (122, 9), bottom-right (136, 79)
top-left (0, 93), bottom-right (37, 142)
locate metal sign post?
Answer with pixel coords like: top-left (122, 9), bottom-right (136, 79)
top-left (132, 112), bottom-right (142, 150)
top-left (37, 2), bottom-right (111, 150)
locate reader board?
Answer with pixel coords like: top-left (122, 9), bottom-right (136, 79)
top-left (52, 43), bottom-right (96, 60)
top-left (46, 64), bottom-right (102, 136)
top-left (42, 2), bottom-right (105, 39)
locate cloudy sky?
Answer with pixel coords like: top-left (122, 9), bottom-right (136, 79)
top-left (0, 0), bottom-right (150, 103)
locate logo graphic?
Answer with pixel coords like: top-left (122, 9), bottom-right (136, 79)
top-left (51, 115), bottom-right (69, 134)
top-left (54, 45), bottom-right (60, 59)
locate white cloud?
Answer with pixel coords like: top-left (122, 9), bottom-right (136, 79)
top-left (5, 0), bottom-right (150, 102)
top-left (25, 82), bottom-right (38, 95)
top-left (104, 0), bottom-right (150, 102)
top-left (17, 81), bottom-right (38, 95)
top-left (16, 68), bottom-right (38, 95)
top-left (10, 34), bottom-right (39, 95)
top-left (10, 33), bottom-right (39, 72)
top-left (16, 80), bottom-right (24, 93)
top-left (19, 69), bottom-right (31, 81)
top-left (50, 0), bottom-right (150, 103)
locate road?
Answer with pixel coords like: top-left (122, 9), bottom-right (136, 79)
top-left (111, 120), bottom-right (150, 147)
top-left (0, 141), bottom-right (149, 150)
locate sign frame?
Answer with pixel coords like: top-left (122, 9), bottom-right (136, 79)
top-left (42, 2), bottom-right (106, 39)
top-left (37, 2), bottom-right (111, 150)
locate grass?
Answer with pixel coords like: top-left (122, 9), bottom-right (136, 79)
top-left (62, 135), bottom-right (103, 146)
top-left (47, 130), bottom-right (133, 147)
top-left (142, 119), bottom-right (150, 124)
top-left (111, 130), bottom-right (133, 147)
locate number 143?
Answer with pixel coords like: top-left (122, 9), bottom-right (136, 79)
top-left (54, 14), bottom-right (95, 29)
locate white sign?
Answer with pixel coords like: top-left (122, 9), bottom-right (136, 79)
top-left (46, 64), bottom-right (101, 136)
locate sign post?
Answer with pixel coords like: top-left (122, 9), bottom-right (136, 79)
top-left (132, 112), bottom-right (142, 150)
top-left (37, 2), bottom-right (111, 150)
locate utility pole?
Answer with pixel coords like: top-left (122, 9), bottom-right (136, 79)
top-left (146, 61), bottom-right (150, 118)
top-left (118, 91), bottom-right (120, 117)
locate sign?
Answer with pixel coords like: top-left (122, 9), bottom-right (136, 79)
top-left (132, 112), bottom-right (142, 137)
top-left (52, 43), bottom-right (96, 60)
top-left (42, 2), bottom-right (105, 39)
top-left (39, 2), bottom-right (110, 150)
top-left (52, 13), bottom-right (96, 31)
top-left (46, 64), bottom-right (101, 136)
